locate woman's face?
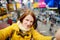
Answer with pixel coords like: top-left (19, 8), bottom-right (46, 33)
top-left (22, 15), bottom-right (34, 29)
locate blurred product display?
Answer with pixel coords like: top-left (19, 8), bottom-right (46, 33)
top-left (7, 3), bottom-right (14, 11)
top-left (0, 7), bottom-right (7, 16)
top-left (0, 0), bottom-right (60, 36)
top-left (0, 22), bottom-right (10, 30)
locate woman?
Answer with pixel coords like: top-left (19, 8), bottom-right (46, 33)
top-left (0, 10), bottom-right (53, 40)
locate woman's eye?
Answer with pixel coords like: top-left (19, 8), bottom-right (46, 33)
top-left (30, 21), bottom-right (33, 23)
top-left (26, 19), bottom-right (29, 21)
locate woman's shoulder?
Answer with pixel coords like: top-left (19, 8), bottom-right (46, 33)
top-left (11, 23), bottom-right (19, 31)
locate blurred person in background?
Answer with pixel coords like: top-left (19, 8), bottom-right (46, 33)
top-left (0, 9), bottom-right (56, 40)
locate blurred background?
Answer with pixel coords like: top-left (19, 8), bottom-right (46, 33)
top-left (0, 0), bottom-right (60, 36)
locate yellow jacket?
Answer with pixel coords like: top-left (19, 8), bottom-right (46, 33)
top-left (0, 23), bottom-right (52, 40)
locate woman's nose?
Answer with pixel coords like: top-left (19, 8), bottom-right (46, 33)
top-left (27, 22), bottom-right (31, 25)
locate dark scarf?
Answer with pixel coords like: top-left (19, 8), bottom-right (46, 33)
top-left (6, 29), bottom-right (33, 40)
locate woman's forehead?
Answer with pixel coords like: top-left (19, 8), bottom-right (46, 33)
top-left (24, 15), bottom-right (34, 20)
